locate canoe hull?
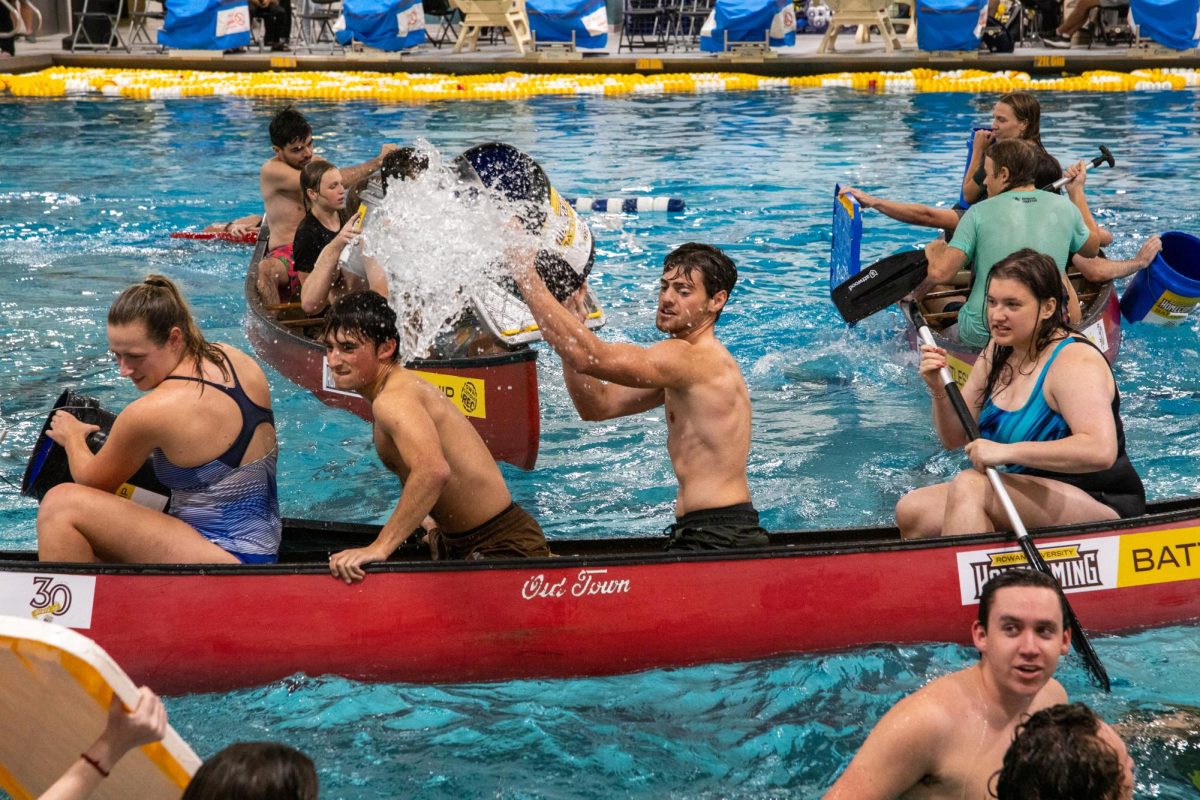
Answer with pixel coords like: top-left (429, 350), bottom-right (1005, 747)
top-left (3, 500), bottom-right (1198, 693)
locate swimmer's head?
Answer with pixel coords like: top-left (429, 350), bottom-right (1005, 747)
top-left (993, 703), bottom-right (1133, 800)
top-left (300, 160), bottom-right (343, 212)
top-left (984, 139), bottom-right (1040, 195)
top-left (661, 243), bottom-right (737, 322)
top-left (1035, 149), bottom-right (1063, 192)
top-left (977, 569), bottom-right (1068, 631)
top-left (182, 741), bottom-right (318, 800)
top-left (380, 147), bottom-right (430, 196)
top-left (269, 106), bottom-right (314, 169)
top-left (108, 274), bottom-right (227, 382)
top-left (995, 92), bottom-right (1041, 145)
top-left (322, 291), bottom-right (400, 364)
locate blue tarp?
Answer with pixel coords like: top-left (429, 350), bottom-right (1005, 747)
top-left (699, 0), bottom-right (795, 52)
top-left (829, 184), bottom-right (862, 295)
top-left (335, 0), bottom-right (426, 50)
top-left (528, 0), bottom-right (608, 48)
top-left (1131, 0), bottom-right (1200, 49)
top-left (915, 0), bottom-right (986, 51)
top-left (157, 0), bottom-right (251, 49)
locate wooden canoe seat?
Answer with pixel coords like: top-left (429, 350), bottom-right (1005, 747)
top-left (817, 0), bottom-right (902, 53)
top-left (279, 316), bottom-right (327, 329)
top-left (263, 301), bottom-right (303, 313)
top-left (449, 0), bottom-right (532, 55)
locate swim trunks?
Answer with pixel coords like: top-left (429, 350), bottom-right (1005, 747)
top-left (152, 354), bottom-right (282, 562)
top-left (664, 502), bottom-right (770, 551)
top-left (266, 243), bottom-right (299, 296)
top-left (426, 502), bottom-right (550, 561)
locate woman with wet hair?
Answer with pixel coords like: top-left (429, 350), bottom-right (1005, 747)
top-left (896, 248), bottom-right (1144, 538)
top-left (37, 275), bottom-right (281, 564)
top-left (182, 742), bottom-right (318, 800)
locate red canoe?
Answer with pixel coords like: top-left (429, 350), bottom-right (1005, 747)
top-left (243, 228), bottom-right (542, 470)
top-left (2, 498), bottom-right (1198, 694)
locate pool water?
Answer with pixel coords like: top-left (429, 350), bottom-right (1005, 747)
top-left (1, 88), bottom-right (1199, 798)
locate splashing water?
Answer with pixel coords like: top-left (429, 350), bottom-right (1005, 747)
top-left (360, 141), bottom-right (548, 362)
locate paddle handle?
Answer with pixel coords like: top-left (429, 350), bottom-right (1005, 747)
top-left (1046, 145), bottom-right (1115, 192)
top-left (909, 304), bottom-right (1111, 692)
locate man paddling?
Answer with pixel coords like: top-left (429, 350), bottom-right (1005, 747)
top-left (916, 138), bottom-right (1102, 347)
top-left (824, 569), bottom-right (1071, 800)
top-left (510, 243), bottom-right (768, 551)
top-left (322, 291), bottom-right (549, 583)
top-left (257, 107), bottom-right (397, 305)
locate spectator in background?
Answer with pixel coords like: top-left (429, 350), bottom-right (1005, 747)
top-left (249, 0), bottom-right (292, 51)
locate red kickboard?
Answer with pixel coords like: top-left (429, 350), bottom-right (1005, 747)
top-left (170, 231), bottom-right (259, 245)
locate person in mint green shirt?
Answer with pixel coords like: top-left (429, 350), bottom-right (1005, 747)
top-left (920, 138), bottom-right (1102, 348)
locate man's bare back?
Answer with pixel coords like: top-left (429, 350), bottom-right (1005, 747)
top-left (260, 154), bottom-right (307, 249)
top-left (372, 370), bottom-right (511, 533)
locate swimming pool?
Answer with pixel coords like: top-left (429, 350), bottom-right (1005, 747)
top-left (1, 88), bottom-right (1198, 797)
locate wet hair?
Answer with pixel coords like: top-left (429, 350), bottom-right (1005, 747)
top-left (992, 704), bottom-right (1126, 800)
top-left (997, 92), bottom-right (1044, 149)
top-left (380, 147), bottom-right (429, 196)
top-left (300, 160), bottom-right (338, 211)
top-left (268, 106), bottom-right (312, 150)
top-left (661, 243), bottom-right (738, 321)
top-left (182, 742), bottom-right (318, 800)
top-left (108, 274), bottom-right (228, 381)
top-left (980, 249), bottom-right (1073, 403)
top-left (986, 139), bottom-right (1041, 191)
top-left (322, 291), bottom-right (400, 363)
top-left (977, 569), bottom-right (1068, 630)
top-left (1035, 149), bottom-right (1064, 192)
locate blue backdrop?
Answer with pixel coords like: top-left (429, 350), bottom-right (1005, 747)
top-left (528, 0), bottom-right (609, 48)
top-left (699, 0), bottom-right (795, 52)
top-left (915, 0), bottom-right (986, 50)
top-left (335, 0), bottom-right (426, 50)
top-left (157, 0), bottom-right (252, 49)
top-left (1131, 0), bottom-right (1200, 49)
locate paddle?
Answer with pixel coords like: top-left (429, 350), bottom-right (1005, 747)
top-left (831, 145), bottom-right (1117, 325)
top-left (907, 301), bottom-right (1112, 692)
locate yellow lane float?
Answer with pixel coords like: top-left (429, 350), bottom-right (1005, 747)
top-left (1, 67), bottom-right (1197, 101)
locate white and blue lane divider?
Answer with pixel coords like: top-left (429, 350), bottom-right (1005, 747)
top-left (566, 196), bottom-right (686, 213)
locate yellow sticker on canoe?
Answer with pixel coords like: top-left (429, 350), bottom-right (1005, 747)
top-left (1117, 526), bottom-right (1200, 587)
top-left (945, 353), bottom-right (972, 387)
top-left (413, 371), bottom-right (486, 419)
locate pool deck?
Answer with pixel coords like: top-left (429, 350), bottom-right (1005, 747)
top-left (3, 23), bottom-right (1199, 76)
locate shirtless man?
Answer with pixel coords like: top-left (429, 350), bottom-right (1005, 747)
top-left (824, 569), bottom-right (1071, 800)
top-left (256, 107), bottom-right (397, 304)
top-left (323, 291), bottom-right (549, 584)
top-left (511, 243), bottom-right (768, 550)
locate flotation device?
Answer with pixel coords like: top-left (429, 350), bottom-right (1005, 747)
top-left (21, 390), bottom-right (172, 511)
top-left (956, 126), bottom-right (992, 209)
top-left (170, 230), bottom-right (259, 245)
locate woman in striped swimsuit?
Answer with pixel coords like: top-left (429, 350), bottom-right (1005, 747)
top-left (896, 248), bottom-right (1145, 539)
top-left (37, 275), bottom-right (282, 564)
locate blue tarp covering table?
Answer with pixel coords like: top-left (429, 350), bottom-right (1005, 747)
top-left (335, 0), bottom-right (426, 49)
top-left (1131, 0), bottom-right (1200, 49)
top-left (527, 0), bottom-right (608, 47)
top-left (915, 0), bottom-right (986, 50)
top-left (699, 0), bottom-right (794, 52)
top-left (157, 0), bottom-right (252, 49)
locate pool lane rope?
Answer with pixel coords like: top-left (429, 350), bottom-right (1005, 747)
top-left (567, 197), bottom-right (685, 213)
top-left (1, 67), bottom-right (1198, 100)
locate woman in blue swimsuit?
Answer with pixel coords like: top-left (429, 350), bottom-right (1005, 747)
top-left (896, 248), bottom-right (1144, 539)
top-left (38, 275), bottom-right (282, 564)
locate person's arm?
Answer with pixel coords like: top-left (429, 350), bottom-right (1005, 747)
top-left (823, 694), bottom-right (945, 800)
top-left (511, 258), bottom-right (691, 420)
top-left (300, 217), bottom-right (359, 314)
top-left (917, 342), bottom-right (985, 450)
top-left (339, 144), bottom-right (400, 189)
top-left (45, 406), bottom-right (156, 493)
top-left (960, 129), bottom-right (993, 205)
top-left (912, 238), bottom-right (970, 299)
top-left (1072, 235), bottom-right (1161, 283)
top-left (840, 187), bottom-right (961, 233)
top-left (1063, 161), bottom-right (1101, 258)
top-left (38, 687), bottom-right (167, 800)
top-left (328, 396), bottom-right (448, 584)
top-left (964, 342), bottom-right (1119, 473)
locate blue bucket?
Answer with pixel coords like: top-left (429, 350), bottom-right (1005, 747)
top-left (1119, 231), bottom-right (1200, 326)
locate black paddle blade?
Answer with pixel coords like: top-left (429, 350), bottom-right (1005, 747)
top-left (832, 251), bottom-right (928, 324)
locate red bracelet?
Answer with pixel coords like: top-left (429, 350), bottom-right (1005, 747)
top-left (80, 752), bottom-right (110, 778)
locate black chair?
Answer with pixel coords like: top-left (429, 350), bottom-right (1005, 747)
top-left (126, 0), bottom-right (165, 49)
top-left (297, 0), bottom-right (342, 50)
top-left (619, 0), bottom-right (668, 51)
top-left (423, 0), bottom-right (462, 46)
top-left (672, 0), bottom-right (712, 49)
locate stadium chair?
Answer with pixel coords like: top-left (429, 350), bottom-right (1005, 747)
top-left (449, 0), bottom-right (533, 53)
top-left (423, 0), bottom-right (462, 45)
top-left (817, 0), bottom-right (902, 51)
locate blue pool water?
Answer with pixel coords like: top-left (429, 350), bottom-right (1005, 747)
top-left (1, 88), bottom-right (1199, 797)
